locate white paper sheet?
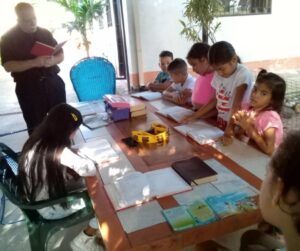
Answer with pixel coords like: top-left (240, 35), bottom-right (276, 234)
top-left (131, 91), bottom-right (162, 100)
top-left (117, 201), bottom-right (165, 233)
top-left (213, 139), bottom-right (270, 179)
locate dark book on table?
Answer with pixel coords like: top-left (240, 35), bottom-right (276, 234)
top-left (171, 157), bottom-right (218, 186)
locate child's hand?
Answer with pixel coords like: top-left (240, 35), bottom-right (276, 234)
top-left (179, 114), bottom-right (196, 124)
top-left (173, 94), bottom-right (186, 105)
top-left (220, 135), bottom-right (233, 146)
top-left (148, 82), bottom-right (155, 91)
top-left (233, 110), bottom-right (255, 131)
top-left (181, 89), bottom-right (192, 98)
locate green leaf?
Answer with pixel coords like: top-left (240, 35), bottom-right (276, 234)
top-left (180, 0), bottom-right (223, 43)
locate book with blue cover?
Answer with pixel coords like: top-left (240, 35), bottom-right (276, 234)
top-left (205, 192), bottom-right (257, 219)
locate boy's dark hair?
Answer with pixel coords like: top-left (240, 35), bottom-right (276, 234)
top-left (186, 43), bottom-right (210, 60)
top-left (270, 130), bottom-right (300, 233)
top-left (159, 50), bottom-right (173, 59)
top-left (167, 58), bottom-right (187, 74)
top-left (256, 69), bottom-right (286, 113)
top-left (208, 41), bottom-right (241, 65)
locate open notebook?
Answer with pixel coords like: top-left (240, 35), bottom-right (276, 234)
top-left (156, 106), bottom-right (195, 123)
top-left (131, 91), bottom-right (162, 101)
top-left (75, 139), bottom-right (120, 166)
top-left (105, 167), bottom-right (191, 211)
top-left (174, 120), bottom-right (224, 145)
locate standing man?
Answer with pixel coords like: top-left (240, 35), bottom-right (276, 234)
top-left (1, 2), bottom-right (66, 134)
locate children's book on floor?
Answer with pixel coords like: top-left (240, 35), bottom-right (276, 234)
top-left (171, 157), bottom-right (218, 186)
top-left (205, 191), bottom-right (257, 219)
top-left (156, 106), bottom-right (194, 123)
top-left (174, 121), bottom-right (224, 145)
top-left (131, 91), bottom-right (162, 101)
top-left (104, 167), bottom-right (192, 211)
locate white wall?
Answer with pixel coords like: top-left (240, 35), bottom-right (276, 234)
top-left (215, 0), bottom-right (300, 62)
top-left (123, 0), bottom-right (300, 77)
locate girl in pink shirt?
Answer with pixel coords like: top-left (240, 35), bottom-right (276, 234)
top-left (223, 69), bottom-right (286, 155)
top-left (186, 43), bottom-right (215, 109)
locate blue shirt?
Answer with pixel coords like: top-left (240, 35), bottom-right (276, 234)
top-left (155, 71), bottom-right (171, 83)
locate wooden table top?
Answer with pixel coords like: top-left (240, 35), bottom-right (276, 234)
top-left (83, 101), bottom-right (262, 251)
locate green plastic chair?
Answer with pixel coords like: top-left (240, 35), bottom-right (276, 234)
top-left (0, 143), bottom-right (95, 251)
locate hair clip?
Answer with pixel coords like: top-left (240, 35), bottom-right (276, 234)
top-left (71, 112), bottom-right (78, 121)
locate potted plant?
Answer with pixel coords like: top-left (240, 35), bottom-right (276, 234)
top-left (49, 0), bottom-right (105, 57)
top-left (180, 0), bottom-right (223, 43)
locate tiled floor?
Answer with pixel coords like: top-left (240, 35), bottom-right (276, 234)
top-left (1, 66), bottom-right (299, 251)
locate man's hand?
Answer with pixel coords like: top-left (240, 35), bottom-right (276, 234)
top-left (33, 56), bottom-right (50, 67)
top-left (44, 56), bottom-right (55, 67)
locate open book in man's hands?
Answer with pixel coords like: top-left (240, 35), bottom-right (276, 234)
top-left (30, 40), bottom-right (67, 57)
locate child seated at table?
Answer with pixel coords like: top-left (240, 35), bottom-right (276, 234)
top-left (18, 103), bottom-right (104, 251)
top-left (148, 50), bottom-right (173, 92)
top-left (222, 69), bottom-right (286, 156)
top-left (240, 130), bottom-right (300, 251)
top-left (162, 58), bottom-right (195, 106)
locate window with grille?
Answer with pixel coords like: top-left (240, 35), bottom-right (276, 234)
top-left (218, 0), bottom-right (272, 16)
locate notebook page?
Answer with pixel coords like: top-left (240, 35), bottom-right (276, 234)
top-left (145, 167), bottom-right (191, 198)
top-left (131, 91), bottom-right (162, 100)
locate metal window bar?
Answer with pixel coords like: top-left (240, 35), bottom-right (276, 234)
top-left (284, 79), bottom-right (300, 112)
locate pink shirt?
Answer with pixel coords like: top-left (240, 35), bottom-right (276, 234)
top-left (243, 105), bottom-right (283, 148)
top-left (191, 72), bottom-right (215, 107)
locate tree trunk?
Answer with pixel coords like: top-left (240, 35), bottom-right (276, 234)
top-left (202, 28), bottom-right (208, 44)
top-left (82, 30), bottom-right (90, 57)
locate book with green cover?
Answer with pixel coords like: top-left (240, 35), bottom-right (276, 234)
top-left (186, 200), bottom-right (217, 225)
top-left (162, 206), bottom-right (197, 231)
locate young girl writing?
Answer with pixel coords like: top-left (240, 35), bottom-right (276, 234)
top-left (186, 42), bottom-right (216, 110)
top-left (181, 41), bottom-right (253, 131)
top-left (223, 69), bottom-right (286, 156)
top-left (18, 103), bottom-right (104, 251)
top-left (240, 130), bottom-right (300, 251)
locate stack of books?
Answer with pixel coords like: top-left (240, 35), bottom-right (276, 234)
top-left (104, 94), bottom-right (147, 119)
